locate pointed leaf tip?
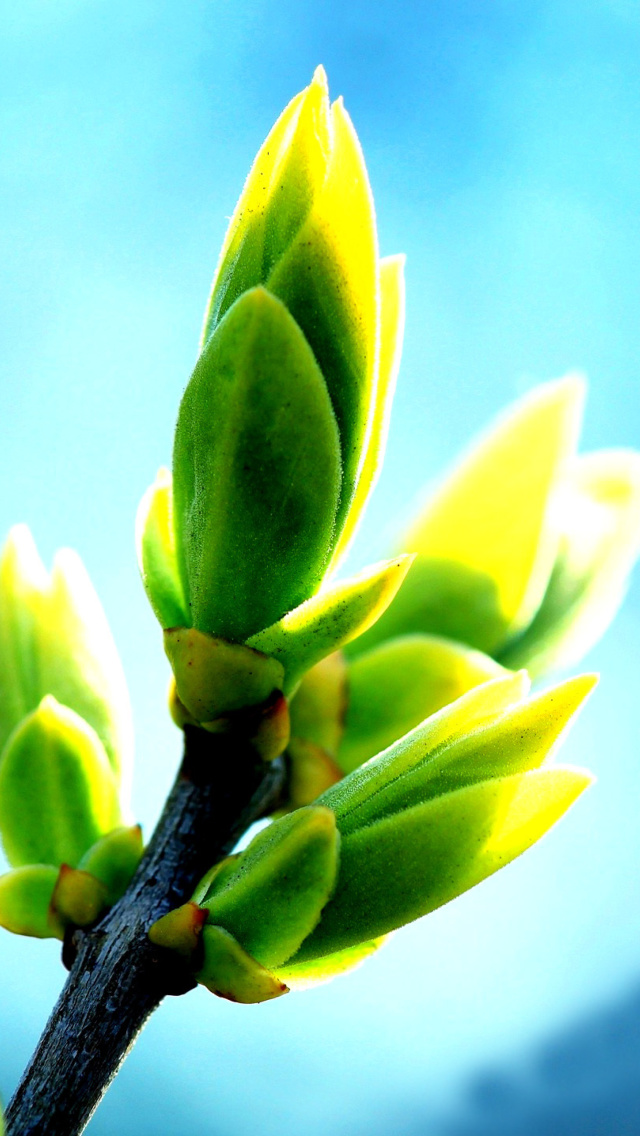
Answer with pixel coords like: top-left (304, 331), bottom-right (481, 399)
top-left (248, 555), bottom-right (413, 693)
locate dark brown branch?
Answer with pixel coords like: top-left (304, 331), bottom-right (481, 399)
top-left (5, 726), bottom-right (285, 1136)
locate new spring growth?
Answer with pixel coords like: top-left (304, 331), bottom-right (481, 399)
top-left (283, 378), bottom-right (640, 797)
top-left (150, 670), bottom-right (595, 1002)
top-left (137, 69), bottom-right (412, 746)
top-left (350, 376), bottom-right (640, 676)
top-left (0, 528), bottom-right (142, 939)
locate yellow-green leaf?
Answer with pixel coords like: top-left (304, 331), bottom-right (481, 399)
top-left (266, 94), bottom-right (379, 544)
top-left (0, 696), bottom-right (121, 869)
top-left (338, 634), bottom-right (506, 774)
top-left (329, 254), bottom-right (406, 570)
top-left (501, 449), bottom-right (640, 676)
top-left (38, 549), bottom-right (134, 789)
top-left (201, 806), bottom-right (340, 970)
top-left (164, 628), bottom-right (284, 721)
top-left (332, 673), bottom-right (596, 836)
top-left (0, 525), bottom-right (46, 752)
top-left (248, 556), bottom-right (413, 695)
top-left (0, 527), bottom-right (133, 791)
top-left (275, 935), bottom-right (387, 990)
top-left (198, 924), bottom-right (289, 1003)
top-left (201, 66), bottom-right (332, 344)
top-left (319, 670), bottom-right (530, 826)
top-left (173, 287), bottom-right (342, 642)
top-left (136, 467), bottom-right (188, 630)
top-left (0, 865), bottom-right (59, 939)
top-left (353, 376), bottom-right (585, 657)
top-left (295, 766), bottom-right (593, 959)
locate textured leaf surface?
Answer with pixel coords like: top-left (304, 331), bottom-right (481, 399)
top-left (501, 450), bottom-right (640, 676)
top-left (0, 697), bottom-right (121, 869)
top-left (136, 467), bottom-right (188, 629)
top-left (295, 766), bottom-right (592, 959)
top-left (353, 377), bottom-right (585, 656)
top-left (248, 556), bottom-right (412, 694)
top-left (338, 634), bottom-right (505, 773)
top-left (319, 671), bottom-right (530, 824)
top-left (203, 69), bottom-right (380, 550)
top-left (0, 865), bottom-right (59, 938)
top-left (173, 287), bottom-right (342, 642)
top-left (331, 674), bottom-right (595, 836)
top-left (202, 806), bottom-right (340, 969)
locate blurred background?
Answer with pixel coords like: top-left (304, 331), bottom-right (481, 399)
top-left (1, 0), bottom-right (640, 1132)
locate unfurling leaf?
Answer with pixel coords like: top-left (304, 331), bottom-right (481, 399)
top-left (500, 449), bottom-right (640, 675)
top-left (248, 556), bottom-right (413, 694)
top-left (353, 376), bottom-right (585, 657)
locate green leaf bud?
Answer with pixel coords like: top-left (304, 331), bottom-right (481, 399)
top-left (138, 71), bottom-right (407, 716)
top-left (0, 865), bottom-right (59, 938)
top-left (201, 68), bottom-right (387, 552)
top-left (48, 865), bottom-right (109, 937)
top-left (0, 696), bottom-right (121, 870)
top-left (0, 526), bottom-right (133, 790)
top-left (297, 765), bottom-right (592, 960)
top-left (322, 673), bottom-right (596, 837)
top-left (351, 376), bottom-right (585, 658)
top-left (198, 806), bottom-right (339, 970)
top-left (187, 672), bottom-right (593, 993)
top-left (78, 825), bottom-right (143, 906)
top-left (349, 377), bottom-right (640, 678)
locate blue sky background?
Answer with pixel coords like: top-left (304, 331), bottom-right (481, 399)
top-left (1, 1), bottom-right (640, 1132)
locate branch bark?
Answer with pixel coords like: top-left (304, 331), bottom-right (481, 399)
top-left (5, 725), bottom-right (285, 1136)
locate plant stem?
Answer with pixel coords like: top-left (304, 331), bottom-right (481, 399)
top-left (5, 726), bottom-right (284, 1136)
